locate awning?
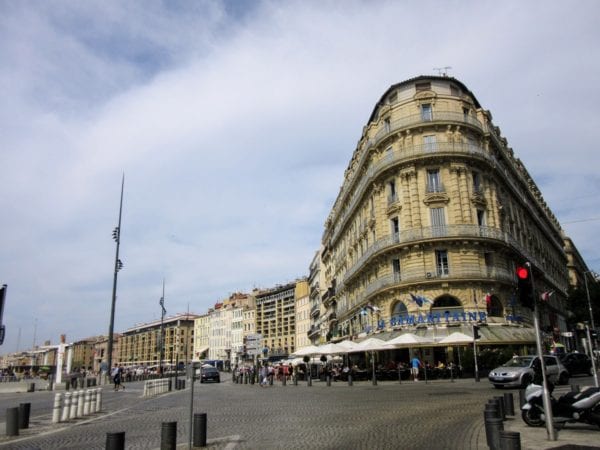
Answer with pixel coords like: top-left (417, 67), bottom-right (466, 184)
top-left (196, 346), bottom-right (209, 356)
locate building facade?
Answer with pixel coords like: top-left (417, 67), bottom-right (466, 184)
top-left (295, 279), bottom-right (311, 350)
top-left (320, 75), bottom-right (571, 348)
top-left (255, 281), bottom-right (299, 358)
top-left (117, 313), bottom-right (197, 369)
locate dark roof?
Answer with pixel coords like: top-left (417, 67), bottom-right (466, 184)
top-left (367, 75), bottom-right (482, 124)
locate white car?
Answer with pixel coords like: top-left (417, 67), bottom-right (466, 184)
top-left (488, 355), bottom-right (569, 388)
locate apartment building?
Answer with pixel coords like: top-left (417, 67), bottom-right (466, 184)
top-left (117, 313), bottom-right (197, 369)
top-left (320, 75), bottom-right (572, 347)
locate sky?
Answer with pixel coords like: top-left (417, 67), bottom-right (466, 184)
top-left (1, 0), bottom-right (599, 353)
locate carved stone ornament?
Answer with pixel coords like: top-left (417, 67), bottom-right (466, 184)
top-left (423, 192), bottom-right (450, 206)
top-left (471, 192), bottom-right (487, 208)
top-left (413, 91), bottom-right (438, 103)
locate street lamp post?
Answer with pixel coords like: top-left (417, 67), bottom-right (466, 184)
top-left (583, 271), bottom-right (598, 349)
top-left (106, 175), bottom-right (124, 383)
top-left (159, 280), bottom-right (166, 378)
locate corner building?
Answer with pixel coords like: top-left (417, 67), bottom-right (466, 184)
top-left (321, 75), bottom-right (570, 347)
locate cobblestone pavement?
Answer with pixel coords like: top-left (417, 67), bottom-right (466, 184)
top-left (0, 375), bottom-right (598, 449)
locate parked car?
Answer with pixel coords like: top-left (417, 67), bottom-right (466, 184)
top-left (200, 365), bottom-right (220, 383)
top-left (558, 352), bottom-right (594, 376)
top-left (488, 355), bottom-right (569, 388)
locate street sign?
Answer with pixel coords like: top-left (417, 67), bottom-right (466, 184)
top-left (245, 333), bottom-right (263, 356)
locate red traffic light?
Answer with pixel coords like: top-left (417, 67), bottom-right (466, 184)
top-left (516, 266), bottom-right (529, 280)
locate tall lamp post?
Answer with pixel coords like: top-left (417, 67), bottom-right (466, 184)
top-left (583, 270), bottom-right (599, 387)
top-left (107, 175), bottom-right (124, 382)
top-left (583, 270), bottom-right (598, 348)
top-left (159, 280), bottom-right (166, 377)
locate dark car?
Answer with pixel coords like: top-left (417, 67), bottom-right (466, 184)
top-left (559, 352), bottom-right (593, 376)
top-left (200, 366), bottom-right (220, 383)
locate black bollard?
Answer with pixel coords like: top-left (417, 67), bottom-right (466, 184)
top-left (398, 369), bottom-right (402, 384)
top-left (503, 392), bottom-right (515, 416)
top-left (180, 379), bottom-right (185, 390)
top-left (18, 402), bottom-right (31, 429)
top-left (485, 417), bottom-right (504, 450)
top-left (282, 374), bottom-right (286, 386)
top-left (6, 407), bottom-right (19, 436)
top-left (293, 374), bottom-right (298, 386)
top-left (484, 407), bottom-right (500, 421)
top-left (499, 430), bottom-right (521, 450)
top-left (494, 396), bottom-right (506, 420)
top-left (348, 374), bottom-right (353, 386)
top-left (193, 413), bottom-right (207, 447)
top-left (327, 375), bottom-right (331, 387)
top-left (161, 421), bottom-right (177, 450)
top-left (105, 431), bottom-right (125, 450)
top-left (519, 389), bottom-right (526, 407)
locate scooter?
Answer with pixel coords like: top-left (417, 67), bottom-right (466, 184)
top-left (522, 383), bottom-right (600, 427)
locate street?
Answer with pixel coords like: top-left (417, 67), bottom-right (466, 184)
top-left (0, 373), bottom-right (597, 449)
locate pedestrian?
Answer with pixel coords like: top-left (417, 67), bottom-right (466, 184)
top-left (411, 354), bottom-right (422, 382)
top-left (111, 365), bottom-right (122, 391)
top-left (260, 365), bottom-right (268, 387)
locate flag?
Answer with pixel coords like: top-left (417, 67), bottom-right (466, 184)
top-left (365, 304), bottom-right (381, 313)
top-left (409, 293), bottom-right (430, 307)
top-left (540, 290), bottom-right (554, 301)
top-left (159, 296), bottom-right (166, 314)
top-left (485, 293), bottom-right (491, 306)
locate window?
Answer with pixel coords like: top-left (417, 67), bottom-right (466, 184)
top-left (384, 117), bottom-right (391, 133)
top-left (392, 258), bottom-right (401, 280)
top-left (388, 179), bottom-right (397, 204)
top-left (450, 85), bottom-right (460, 96)
top-left (421, 103), bottom-right (433, 121)
top-left (427, 169), bottom-right (442, 192)
top-left (436, 250), bottom-right (449, 276)
top-left (423, 134), bottom-right (437, 152)
top-left (388, 92), bottom-right (397, 104)
top-left (477, 209), bottom-right (486, 226)
top-left (416, 82), bottom-right (431, 91)
top-left (390, 217), bottom-right (400, 237)
top-left (463, 107), bottom-right (470, 122)
top-left (430, 208), bottom-right (446, 237)
top-left (472, 171), bottom-right (482, 193)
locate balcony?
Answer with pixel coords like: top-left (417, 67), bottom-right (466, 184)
top-left (341, 225), bottom-right (507, 286)
top-left (307, 326), bottom-right (320, 339)
top-left (330, 141), bottom-right (495, 244)
top-left (310, 304), bottom-right (321, 319)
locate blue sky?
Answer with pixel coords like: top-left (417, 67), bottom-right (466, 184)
top-left (1, 0), bottom-right (599, 353)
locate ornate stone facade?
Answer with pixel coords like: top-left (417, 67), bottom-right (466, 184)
top-left (321, 76), bottom-right (570, 342)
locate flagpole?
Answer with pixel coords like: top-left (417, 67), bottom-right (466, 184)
top-left (159, 279), bottom-right (166, 378)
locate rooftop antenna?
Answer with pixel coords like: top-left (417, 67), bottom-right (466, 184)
top-left (433, 66), bottom-right (452, 77)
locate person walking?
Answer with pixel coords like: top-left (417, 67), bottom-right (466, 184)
top-left (410, 355), bottom-right (422, 382)
top-left (111, 365), bottom-right (123, 391)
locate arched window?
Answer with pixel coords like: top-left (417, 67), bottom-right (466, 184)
top-left (431, 295), bottom-right (464, 315)
top-left (487, 295), bottom-right (504, 317)
top-left (392, 301), bottom-right (409, 320)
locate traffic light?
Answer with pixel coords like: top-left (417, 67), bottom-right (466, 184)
top-left (516, 264), bottom-right (534, 310)
top-left (473, 325), bottom-right (481, 340)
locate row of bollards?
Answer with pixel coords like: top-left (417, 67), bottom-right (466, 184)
top-left (105, 413), bottom-right (208, 450)
top-left (53, 389), bottom-right (102, 424)
top-left (143, 378), bottom-right (171, 397)
top-left (5, 402), bottom-right (31, 436)
top-left (484, 392), bottom-right (520, 450)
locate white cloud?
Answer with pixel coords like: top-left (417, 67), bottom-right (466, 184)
top-left (1, 0), bottom-right (599, 352)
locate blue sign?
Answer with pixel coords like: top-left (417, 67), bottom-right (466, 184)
top-left (387, 311), bottom-right (488, 328)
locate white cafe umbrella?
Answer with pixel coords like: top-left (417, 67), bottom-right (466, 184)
top-left (352, 337), bottom-right (394, 352)
top-left (292, 345), bottom-right (320, 356)
top-left (387, 333), bottom-right (435, 347)
top-left (437, 332), bottom-right (474, 345)
top-left (335, 340), bottom-right (360, 352)
top-left (317, 343), bottom-right (344, 355)
top-left (351, 337), bottom-right (393, 384)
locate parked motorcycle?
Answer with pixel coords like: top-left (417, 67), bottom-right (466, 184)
top-left (521, 383), bottom-right (600, 427)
